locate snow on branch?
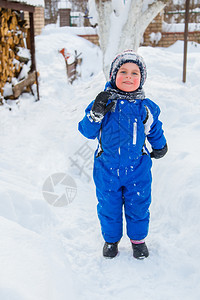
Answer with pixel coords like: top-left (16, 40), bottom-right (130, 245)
top-left (95, 0), bottom-right (113, 55)
top-left (141, 0), bottom-right (168, 31)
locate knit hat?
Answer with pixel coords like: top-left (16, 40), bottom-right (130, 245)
top-left (109, 50), bottom-right (147, 89)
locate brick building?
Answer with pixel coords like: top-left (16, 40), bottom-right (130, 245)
top-left (24, 5), bottom-right (45, 36)
top-left (22, 0), bottom-right (45, 36)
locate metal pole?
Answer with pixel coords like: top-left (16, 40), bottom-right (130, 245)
top-left (183, 0), bottom-right (190, 83)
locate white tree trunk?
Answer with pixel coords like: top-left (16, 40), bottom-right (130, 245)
top-left (93, 0), bottom-right (169, 79)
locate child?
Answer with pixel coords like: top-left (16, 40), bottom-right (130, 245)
top-left (78, 50), bottom-right (167, 259)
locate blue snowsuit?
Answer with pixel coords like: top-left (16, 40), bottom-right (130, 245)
top-left (78, 83), bottom-right (166, 243)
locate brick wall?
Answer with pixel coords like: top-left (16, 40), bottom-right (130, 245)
top-left (142, 11), bottom-right (200, 47)
top-left (79, 11), bottom-right (200, 48)
top-left (78, 34), bottom-right (100, 46)
top-left (143, 12), bottom-right (163, 46)
top-left (156, 31), bottom-right (200, 47)
top-left (24, 7), bottom-right (45, 36)
top-left (79, 31), bottom-right (200, 48)
top-left (34, 7), bottom-right (45, 36)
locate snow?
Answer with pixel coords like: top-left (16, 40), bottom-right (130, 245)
top-left (149, 32), bottom-right (162, 44)
top-left (88, 0), bottom-right (98, 26)
top-left (163, 22), bottom-right (200, 32)
top-left (112, 0), bottom-right (125, 16)
top-left (7, 0), bottom-right (44, 7)
top-left (142, 0), bottom-right (155, 12)
top-left (42, 23), bottom-right (98, 36)
top-left (172, 0), bottom-right (199, 4)
top-left (58, 0), bottom-right (72, 10)
top-left (1, 25), bottom-right (200, 300)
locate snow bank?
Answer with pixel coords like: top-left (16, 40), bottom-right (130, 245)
top-left (0, 217), bottom-right (76, 300)
top-left (38, 25), bottom-right (101, 82)
top-left (10, 0), bottom-right (44, 7)
top-left (0, 25), bottom-right (200, 299)
top-left (43, 24), bottom-right (98, 35)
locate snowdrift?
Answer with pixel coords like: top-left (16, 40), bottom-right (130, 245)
top-left (0, 26), bottom-right (200, 300)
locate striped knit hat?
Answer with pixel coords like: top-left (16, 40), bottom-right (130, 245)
top-left (109, 50), bottom-right (147, 89)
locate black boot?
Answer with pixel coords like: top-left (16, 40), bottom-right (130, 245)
top-left (103, 241), bottom-right (119, 258)
top-left (132, 242), bottom-right (149, 259)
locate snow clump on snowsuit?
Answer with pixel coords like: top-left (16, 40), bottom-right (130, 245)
top-left (109, 50), bottom-right (147, 89)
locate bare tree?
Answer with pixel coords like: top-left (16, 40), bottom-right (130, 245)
top-left (45, 0), bottom-right (59, 24)
top-left (164, 0), bottom-right (200, 23)
top-left (92, 0), bottom-right (169, 78)
top-left (70, 0), bottom-right (88, 12)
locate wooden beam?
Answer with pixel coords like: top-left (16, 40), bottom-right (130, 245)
top-left (0, 0), bottom-right (35, 12)
top-left (12, 71), bottom-right (36, 98)
top-left (29, 12), bottom-right (36, 71)
top-left (29, 11), bottom-right (40, 100)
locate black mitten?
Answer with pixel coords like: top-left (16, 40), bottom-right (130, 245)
top-left (150, 143), bottom-right (168, 159)
top-left (90, 91), bottom-right (114, 122)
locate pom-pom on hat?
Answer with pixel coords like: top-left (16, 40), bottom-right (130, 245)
top-left (109, 50), bottom-right (147, 89)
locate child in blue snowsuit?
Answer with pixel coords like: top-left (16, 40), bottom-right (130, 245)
top-left (78, 50), bottom-right (167, 259)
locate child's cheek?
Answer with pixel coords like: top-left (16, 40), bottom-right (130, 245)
top-left (117, 74), bottom-right (123, 82)
top-left (134, 77), bottom-right (140, 85)
top-left (116, 75), bottom-right (123, 87)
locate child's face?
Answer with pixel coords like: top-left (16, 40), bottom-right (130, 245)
top-left (115, 63), bottom-right (141, 92)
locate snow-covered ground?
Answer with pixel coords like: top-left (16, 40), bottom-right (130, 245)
top-left (0, 26), bottom-right (200, 300)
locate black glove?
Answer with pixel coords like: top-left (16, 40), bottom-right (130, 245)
top-left (90, 91), bottom-right (115, 122)
top-left (150, 143), bottom-right (168, 159)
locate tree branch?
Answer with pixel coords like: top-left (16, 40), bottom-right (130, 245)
top-left (95, 0), bottom-right (113, 54)
top-left (140, 0), bottom-right (169, 33)
top-left (119, 0), bottom-right (143, 52)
